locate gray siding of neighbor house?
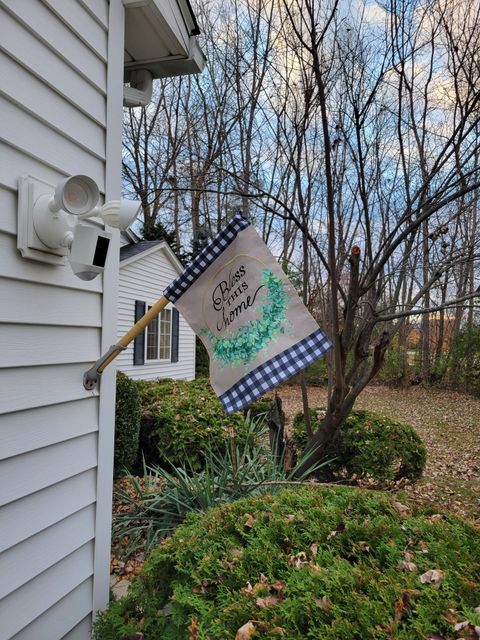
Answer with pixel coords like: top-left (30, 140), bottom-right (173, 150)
top-left (0, 0), bottom-right (121, 637)
top-left (117, 247), bottom-right (196, 381)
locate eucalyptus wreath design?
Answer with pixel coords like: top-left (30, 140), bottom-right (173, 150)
top-left (202, 268), bottom-right (290, 368)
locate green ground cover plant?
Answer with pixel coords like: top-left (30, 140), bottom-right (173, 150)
top-left (293, 408), bottom-right (426, 483)
top-left (135, 378), bottom-right (249, 471)
top-left (96, 486), bottom-right (480, 640)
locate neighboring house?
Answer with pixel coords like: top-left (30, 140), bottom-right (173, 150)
top-left (0, 1), bottom-right (203, 638)
top-left (117, 235), bottom-right (196, 381)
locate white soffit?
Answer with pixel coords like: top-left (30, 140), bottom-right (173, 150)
top-left (123, 0), bottom-right (205, 80)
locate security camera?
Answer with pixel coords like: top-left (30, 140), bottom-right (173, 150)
top-left (26, 174), bottom-right (140, 279)
top-left (68, 224), bottom-right (112, 281)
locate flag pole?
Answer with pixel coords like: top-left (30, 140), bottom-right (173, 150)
top-left (83, 295), bottom-right (169, 390)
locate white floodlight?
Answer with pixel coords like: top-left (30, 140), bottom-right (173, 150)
top-left (18, 174), bottom-right (142, 278)
top-left (81, 199), bottom-right (142, 230)
top-left (50, 175), bottom-right (99, 215)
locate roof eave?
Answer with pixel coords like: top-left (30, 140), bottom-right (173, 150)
top-left (123, 0), bottom-right (205, 82)
top-left (120, 240), bottom-right (184, 273)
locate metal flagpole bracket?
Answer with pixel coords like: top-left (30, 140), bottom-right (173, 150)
top-left (83, 344), bottom-right (127, 390)
top-left (82, 295), bottom-right (169, 392)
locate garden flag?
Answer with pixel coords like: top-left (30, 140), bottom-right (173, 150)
top-left (164, 213), bottom-right (332, 414)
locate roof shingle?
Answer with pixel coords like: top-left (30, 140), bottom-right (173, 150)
top-left (120, 240), bottom-right (163, 261)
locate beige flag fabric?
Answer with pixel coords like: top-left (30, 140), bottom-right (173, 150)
top-left (164, 213), bottom-right (331, 414)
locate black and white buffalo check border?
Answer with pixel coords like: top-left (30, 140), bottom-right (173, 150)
top-left (219, 329), bottom-right (333, 415)
top-left (164, 212), bottom-right (250, 303)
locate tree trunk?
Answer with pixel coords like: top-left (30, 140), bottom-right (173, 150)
top-left (421, 221), bottom-right (431, 382)
top-left (267, 395), bottom-right (285, 464)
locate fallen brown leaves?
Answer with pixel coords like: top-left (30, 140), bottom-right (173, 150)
top-left (235, 621), bottom-right (256, 639)
top-left (110, 475), bottom-right (160, 581)
top-left (391, 500), bottom-right (409, 517)
top-left (314, 595), bottom-right (331, 611)
top-left (188, 616), bottom-right (200, 640)
top-left (277, 384), bottom-right (480, 521)
top-left (244, 513), bottom-right (255, 529)
top-left (394, 591), bottom-right (413, 622)
top-left (420, 569), bottom-right (445, 589)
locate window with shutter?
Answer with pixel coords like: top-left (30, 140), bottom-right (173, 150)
top-left (145, 306), bottom-right (172, 361)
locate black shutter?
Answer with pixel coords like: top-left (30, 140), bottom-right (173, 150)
top-left (133, 300), bottom-right (146, 365)
top-left (171, 308), bottom-right (179, 363)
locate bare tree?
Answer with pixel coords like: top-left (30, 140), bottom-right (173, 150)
top-left (268, 0), bottom-right (480, 472)
top-left (122, 0), bottom-right (480, 465)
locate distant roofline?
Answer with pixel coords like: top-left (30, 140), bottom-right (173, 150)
top-left (120, 239), bottom-right (184, 273)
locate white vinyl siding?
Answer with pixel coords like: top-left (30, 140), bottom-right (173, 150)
top-left (0, 470), bottom-right (97, 553)
top-left (11, 581), bottom-right (94, 640)
top-left (0, 544), bottom-right (94, 639)
top-left (0, 504), bottom-right (96, 600)
top-left (117, 246), bottom-right (196, 380)
top-left (0, 0), bottom-right (116, 637)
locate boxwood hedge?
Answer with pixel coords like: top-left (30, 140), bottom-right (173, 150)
top-left (293, 408), bottom-right (427, 483)
top-left (135, 378), bottom-right (249, 471)
top-left (114, 372), bottom-right (141, 476)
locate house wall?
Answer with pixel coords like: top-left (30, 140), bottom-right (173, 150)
top-left (0, 1), bottom-right (121, 637)
top-left (117, 249), bottom-right (196, 380)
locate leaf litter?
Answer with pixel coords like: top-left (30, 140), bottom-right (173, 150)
top-left (278, 384), bottom-right (480, 521)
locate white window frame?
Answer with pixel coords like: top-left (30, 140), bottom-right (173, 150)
top-left (145, 305), bottom-right (172, 362)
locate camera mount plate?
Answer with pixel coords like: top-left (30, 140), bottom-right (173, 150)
top-left (18, 175), bottom-right (68, 264)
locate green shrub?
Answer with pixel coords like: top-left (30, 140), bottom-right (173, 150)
top-left (377, 342), bottom-right (410, 386)
top-left (94, 486), bottom-right (480, 640)
top-left (286, 357), bottom-right (329, 386)
top-left (114, 372), bottom-right (141, 476)
top-left (293, 408), bottom-right (426, 483)
top-left (446, 325), bottom-right (480, 395)
top-left (113, 416), bottom-right (328, 560)
top-left (245, 396), bottom-right (273, 421)
top-left (292, 406), bottom-right (326, 447)
top-left (135, 378), bottom-right (248, 471)
top-left (195, 336), bottom-right (209, 378)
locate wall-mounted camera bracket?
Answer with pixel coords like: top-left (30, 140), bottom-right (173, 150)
top-left (18, 175), bottom-right (69, 265)
top-left (83, 343), bottom-right (127, 390)
top-left (18, 173), bottom-right (142, 280)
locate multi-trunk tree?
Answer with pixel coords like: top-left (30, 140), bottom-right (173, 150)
top-left (275, 0), bottom-right (480, 471)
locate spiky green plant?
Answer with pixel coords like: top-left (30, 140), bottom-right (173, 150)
top-left (113, 413), bottom-right (329, 559)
